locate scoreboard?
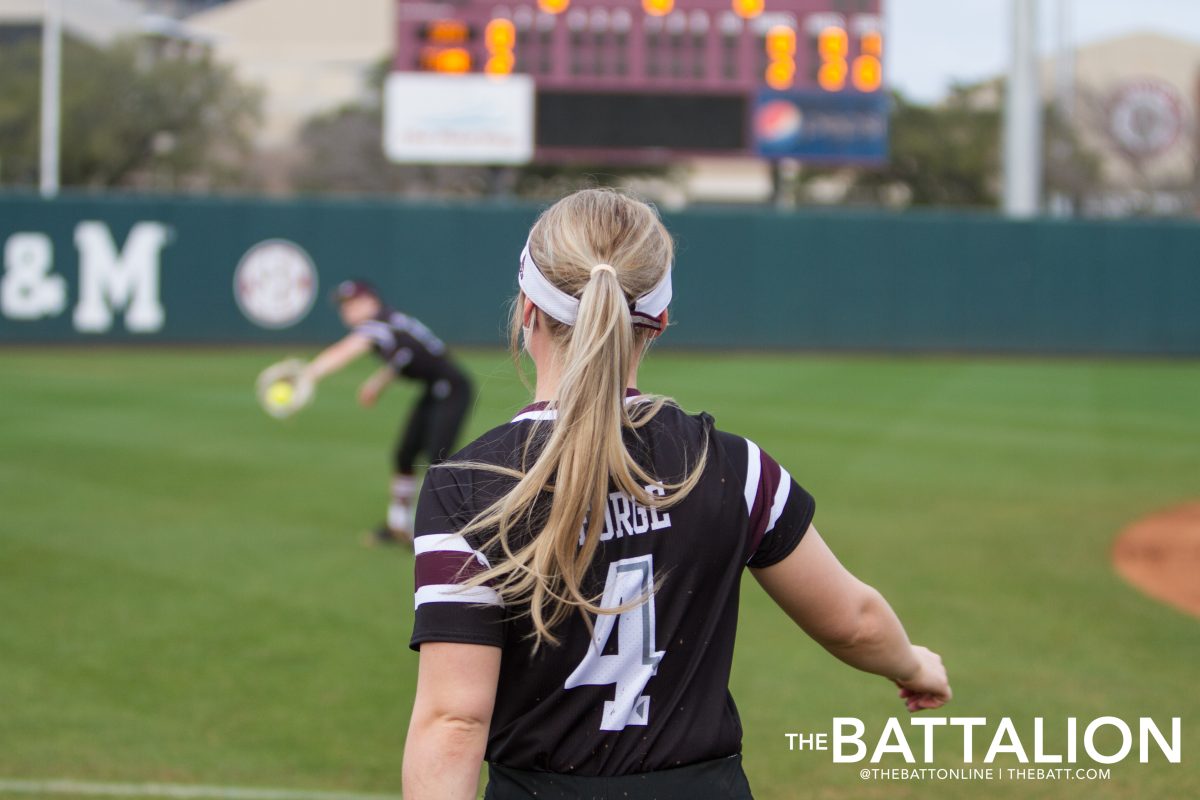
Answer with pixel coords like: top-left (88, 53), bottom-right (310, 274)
top-left (391, 0), bottom-right (886, 163)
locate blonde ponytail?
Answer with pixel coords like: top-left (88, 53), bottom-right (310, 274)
top-left (449, 189), bottom-right (707, 647)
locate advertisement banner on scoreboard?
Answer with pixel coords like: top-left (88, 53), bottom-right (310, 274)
top-left (384, 72), bottom-right (535, 165)
top-left (753, 90), bottom-right (889, 164)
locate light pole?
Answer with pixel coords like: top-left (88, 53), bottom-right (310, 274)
top-left (1003, 0), bottom-right (1042, 217)
top-left (40, 0), bottom-right (63, 198)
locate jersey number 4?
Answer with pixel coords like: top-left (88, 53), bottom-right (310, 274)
top-left (565, 554), bottom-right (665, 731)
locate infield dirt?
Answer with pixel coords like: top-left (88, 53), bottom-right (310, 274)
top-left (1112, 503), bottom-right (1200, 618)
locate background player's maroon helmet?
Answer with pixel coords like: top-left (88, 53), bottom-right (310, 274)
top-left (332, 279), bottom-right (378, 305)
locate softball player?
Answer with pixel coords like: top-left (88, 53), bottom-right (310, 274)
top-left (403, 190), bottom-right (950, 799)
top-left (301, 281), bottom-right (472, 544)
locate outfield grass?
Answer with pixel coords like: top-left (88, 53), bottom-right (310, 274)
top-left (1, 348), bottom-right (1197, 800)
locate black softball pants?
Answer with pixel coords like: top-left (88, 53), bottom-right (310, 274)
top-left (483, 754), bottom-right (754, 800)
top-left (393, 372), bottom-right (472, 473)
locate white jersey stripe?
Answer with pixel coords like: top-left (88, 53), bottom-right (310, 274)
top-left (414, 532), bottom-right (493, 570)
top-left (414, 584), bottom-right (502, 609)
top-left (387, 311), bottom-right (446, 355)
top-left (743, 439), bottom-right (761, 514)
top-left (765, 466), bottom-right (792, 534)
top-left (510, 395), bottom-right (647, 423)
top-left (357, 321), bottom-right (394, 343)
top-left (414, 533), bottom-right (475, 556)
top-left (510, 409), bottom-right (559, 422)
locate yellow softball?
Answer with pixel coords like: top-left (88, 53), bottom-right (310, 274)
top-left (268, 380), bottom-right (294, 407)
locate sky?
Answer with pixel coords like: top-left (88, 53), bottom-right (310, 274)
top-left (888, 0), bottom-right (1200, 101)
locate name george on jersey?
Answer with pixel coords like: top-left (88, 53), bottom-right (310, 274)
top-left (579, 484), bottom-right (672, 546)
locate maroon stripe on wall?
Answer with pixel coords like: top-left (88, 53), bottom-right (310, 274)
top-left (415, 550), bottom-right (485, 589)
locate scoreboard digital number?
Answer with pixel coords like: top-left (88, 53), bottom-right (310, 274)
top-left (393, 0), bottom-right (886, 163)
top-left (416, 20), bottom-right (474, 72)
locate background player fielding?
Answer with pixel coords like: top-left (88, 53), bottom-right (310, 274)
top-left (1, 348), bottom-right (1197, 799)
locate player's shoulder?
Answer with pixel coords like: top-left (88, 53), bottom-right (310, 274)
top-left (711, 426), bottom-right (755, 461)
top-left (705, 423), bottom-right (813, 529)
top-left (705, 419), bottom-right (792, 482)
top-left (457, 417), bottom-right (535, 464)
top-left (639, 401), bottom-right (744, 461)
top-left (419, 413), bottom-right (541, 519)
top-left (377, 308), bottom-right (405, 328)
top-left (429, 410), bottom-right (542, 483)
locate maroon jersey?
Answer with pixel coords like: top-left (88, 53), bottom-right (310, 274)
top-left (410, 394), bottom-right (815, 776)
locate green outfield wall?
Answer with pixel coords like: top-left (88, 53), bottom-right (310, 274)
top-left (1, 193), bottom-right (1197, 354)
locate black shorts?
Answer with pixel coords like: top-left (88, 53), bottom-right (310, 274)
top-left (484, 754), bottom-right (754, 800)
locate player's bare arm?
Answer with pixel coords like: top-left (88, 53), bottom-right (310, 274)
top-left (357, 365), bottom-right (395, 408)
top-left (751, 525), bottom-right (951, 712)
top-left (404, 642), bottom-right (500, 800)
top-left (302, 332), bottom-right (372, 383)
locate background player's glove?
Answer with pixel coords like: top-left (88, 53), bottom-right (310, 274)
top-left (256, 358), bottom-right (315, 419)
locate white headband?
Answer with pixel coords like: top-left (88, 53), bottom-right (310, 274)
top-left (518, 240), bottom-right (672, 331)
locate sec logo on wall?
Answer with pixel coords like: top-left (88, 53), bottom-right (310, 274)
top-left (1107, 80), bottom-right (1183, 159)
top-left (233, 239), bottom-right (318, 329)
